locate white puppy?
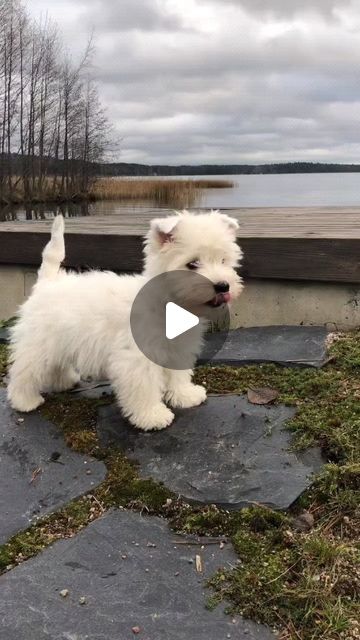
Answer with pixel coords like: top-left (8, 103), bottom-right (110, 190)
top-left (8, 210), bottom-right (243, 431)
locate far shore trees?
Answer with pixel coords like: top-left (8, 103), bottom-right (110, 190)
top-left (0, 0), bottom-right (110, 204)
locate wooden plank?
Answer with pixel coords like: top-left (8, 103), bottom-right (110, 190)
top-left (239, 238), bottom-right (360, 283)
top-left (1, 230), bottom-right (360, 283)
top-left (1, 207), bottom-right (360, 282)
top-left (1, 205), bottom-right (360, 238)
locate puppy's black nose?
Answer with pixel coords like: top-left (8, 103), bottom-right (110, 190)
top-left (214, 281), bottom-right (230, 293)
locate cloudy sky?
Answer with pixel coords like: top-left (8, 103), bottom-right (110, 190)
top-left (28, 0), bottom-right (360, 165)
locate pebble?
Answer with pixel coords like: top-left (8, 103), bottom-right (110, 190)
top-left (132, 626), bottom-right (141, 635)
top-left (59, 589), bottom-right (69, 598)
top-left (79, 596), bottom-right (86, 605)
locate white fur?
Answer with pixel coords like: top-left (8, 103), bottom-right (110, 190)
top-left (7, 210), bottom-right (243, 431)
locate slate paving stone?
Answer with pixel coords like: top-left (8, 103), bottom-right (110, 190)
top-left (0, 510), bottom-right (275, 640)
top-left (97, 396), bottom-right (324, 510)
top-left (0, 388), bottom-right (106, 543)
top-left (0, 325), bottom-right (329, 368)
top-left (200, 325), bottom-right (329, 368)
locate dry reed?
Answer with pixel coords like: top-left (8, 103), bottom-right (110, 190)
top-left (1, 176), bottom-right (234, 208)
top-left (91, 178), bottom-right (234, 208)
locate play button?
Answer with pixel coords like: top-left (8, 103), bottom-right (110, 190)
top-left (166, 303), bottom-right (199, 340)
top-left (130, 270), bottom-right (230, 370)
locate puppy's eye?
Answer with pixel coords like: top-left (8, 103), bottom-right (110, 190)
top-left (186, 260), bottom-right (201, 270)
top-left (221, 258), bottom-right (225, 264)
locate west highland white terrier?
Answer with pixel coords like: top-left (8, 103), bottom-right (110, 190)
top-left (8, 210), bottom-right (243, 431)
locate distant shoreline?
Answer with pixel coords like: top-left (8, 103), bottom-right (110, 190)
top-left (97, 161), bottom-right (360, 177)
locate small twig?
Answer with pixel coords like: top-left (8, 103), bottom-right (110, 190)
top-left (274, 611), bottom-right (302, 640)
top-left (172, 539), bottom-right (224, 546)
top-left (195, 554), bottom-right (203, 573)
top-left (172, 536), bottom-right (228, 546)
top-left (90, 494), bottom-right (105, 513)
top-left (266, 559), bottom-right (301, 584)
top-left (29, 467), bottom-right (43, 485)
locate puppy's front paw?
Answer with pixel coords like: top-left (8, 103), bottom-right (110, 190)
top-left (167, 384), bottom-right (207, 409)
top-left (8, 392), bottom-right (45, 413)
top-left (132, 403), bottom-right (175, 431)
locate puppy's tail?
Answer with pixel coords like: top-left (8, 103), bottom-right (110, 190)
top-left (38, 214), bottom-right (65, 281)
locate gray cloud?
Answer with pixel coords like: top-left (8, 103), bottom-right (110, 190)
top-left (28, 0), bottom-right (360, 164)
top-left (209, 0), bottom-right (352, 17)
top-left (82, 0), bottom-right (182, 32)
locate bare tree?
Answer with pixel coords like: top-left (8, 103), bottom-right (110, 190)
top-left (0, 1), bottom-right (110, 204)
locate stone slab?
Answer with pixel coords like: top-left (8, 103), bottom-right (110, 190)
top-left (97, 396), bottom-right (324, 510)
top-left (0, 510), bottom-right (275, 640)
top-left (0, 389), bottom-right (106, 543)
top-left (0, 326), bottom-right (329, 369)
top-left (200, 325), bottom-right (329, 368)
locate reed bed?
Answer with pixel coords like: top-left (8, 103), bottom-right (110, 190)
top-left (91, 178), bottom-right (234, 208)
top-left (0, 176), bottom-right (234, 208)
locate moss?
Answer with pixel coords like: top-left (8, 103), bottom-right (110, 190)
top-left (0, 496), bottom-right (94, 572)
top-left (329, 329), bottom-right (360, 370)
top-left (40, 394), bottom-right (110, 455)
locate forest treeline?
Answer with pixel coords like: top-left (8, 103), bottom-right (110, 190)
top-left (0, 0), bottom-right (109, 204)
top-left (95, 161), bottom-right (360, 176)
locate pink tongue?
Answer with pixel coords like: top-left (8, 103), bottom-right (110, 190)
top-left (214, 292), bottom-right (231, 305)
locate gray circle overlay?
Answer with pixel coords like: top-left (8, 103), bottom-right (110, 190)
top-left (130, 271), bottom-right (230, 370)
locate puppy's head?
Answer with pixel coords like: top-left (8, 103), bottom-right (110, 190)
top-left (143, 210), bottom-right (243, 311)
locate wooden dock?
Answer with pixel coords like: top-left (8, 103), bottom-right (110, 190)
top-left (0, 206), bottom-right (359, 283)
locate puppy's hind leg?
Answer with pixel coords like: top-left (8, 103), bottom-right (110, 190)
top-left (165, 369), bottom-right (207, 409)
top-left (48, 367), bottom-right (81, 392)
top-left (109, 352), bottom-right (174, 431)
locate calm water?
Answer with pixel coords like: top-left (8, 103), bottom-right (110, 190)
top-left (1, 172), bottom-right (360, 221)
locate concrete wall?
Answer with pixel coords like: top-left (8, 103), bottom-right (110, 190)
top-left (230, 279), bottom-right (360, 330)
top-left (1, 265), bottom-right (359, 330)
top-left (0, 266), bottom-right (37, 320)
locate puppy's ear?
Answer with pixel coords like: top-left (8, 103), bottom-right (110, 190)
top-left (149, 217), bottom-right (179, 249)
top-left (221, 214), bottom-right (239, 237)
top-left (210, 210), bottom-right (239, 237)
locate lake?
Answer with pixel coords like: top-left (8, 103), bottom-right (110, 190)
top-left (1, 172), bottom-right (360, 221)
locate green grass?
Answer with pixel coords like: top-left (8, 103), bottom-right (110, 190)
top-left (0, 330), bottom-right (359, 639)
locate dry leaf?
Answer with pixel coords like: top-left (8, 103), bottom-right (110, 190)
top-left (247, 387), bottom-right (279, 405)
top-left (293, 511), bottom-right (315, 532)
